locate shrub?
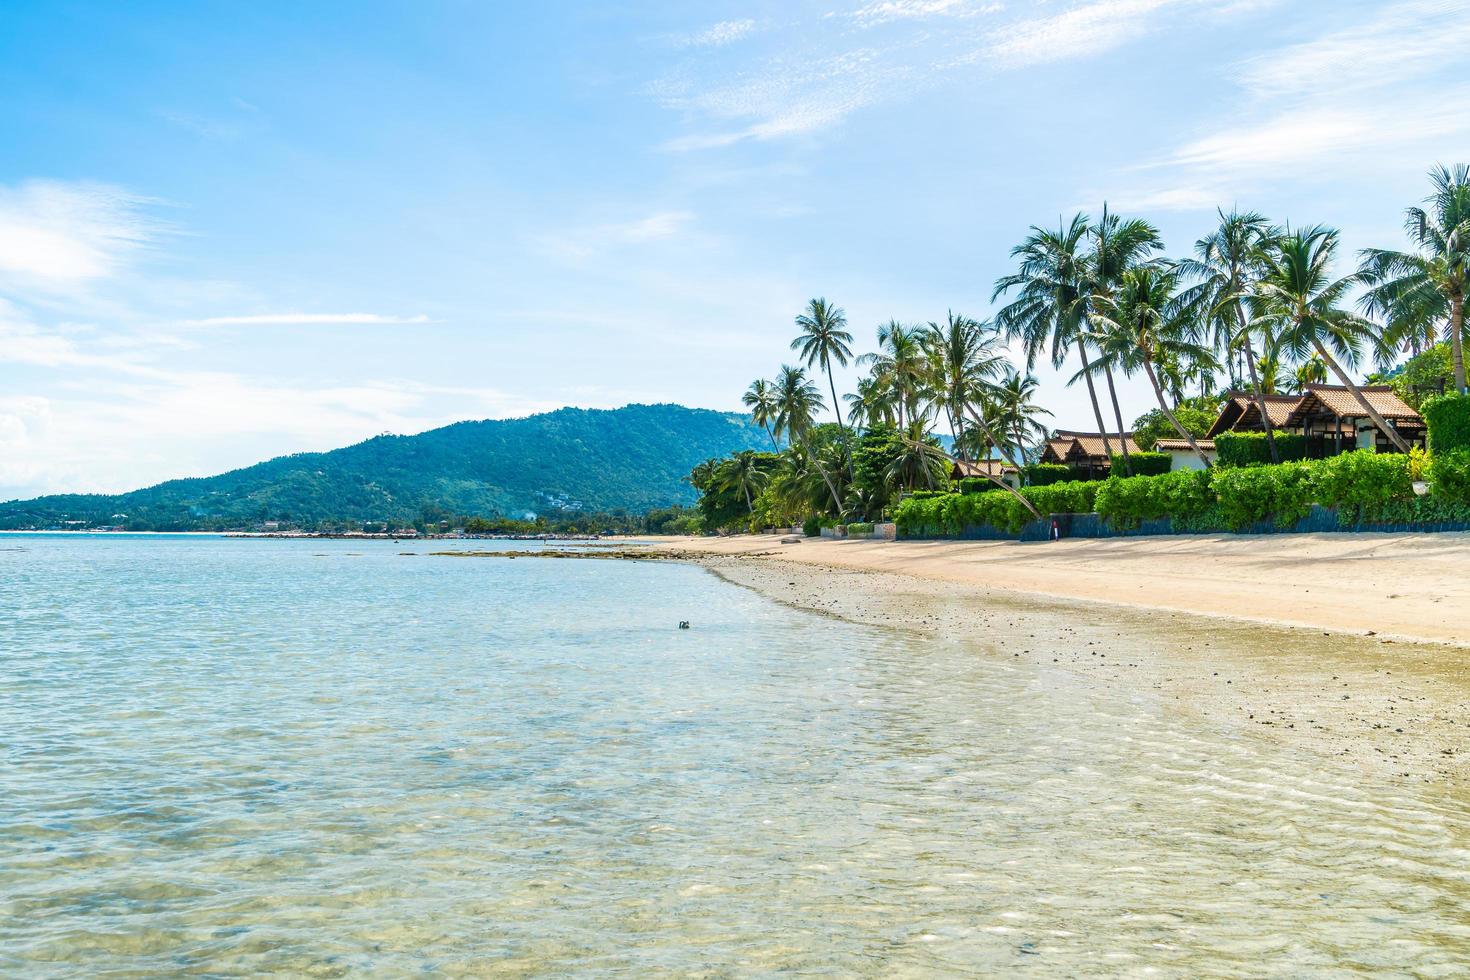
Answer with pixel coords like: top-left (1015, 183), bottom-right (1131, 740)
top-left (1023, 463), bottom-right (1073, 486)
top-left (846, 522), bottom-right (874, 535)
top-left (1309, 451), bottom-right (1412, 523)
top-left (1424, 394), bottom-right (1470, 454)
top-left (1210, 461), bottom-right (1315, 530)
top-left (1215, 430), bottom-right (1308, 467)
top-left (958, 477), bottom-right (996, 494)
top-left (1094, 469), bottom-right (1213, 530)
top-left (1429, 449), bottom-right (1470, 503)
top-left (1023, 480), bottom-right (1099, 520)
top-left (1132, 405), bottom-right (1216, 451)
top-left (892, 482), bottom-right (1097, 537)
top-left (802, 516), bottom-right (822, 537)
top-left (1110, 451), bottom-right (1171, 476)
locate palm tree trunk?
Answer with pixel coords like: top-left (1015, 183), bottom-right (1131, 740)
top-left (1237, 318), bottom-right (1280, 464)
top-left (1103, 364), bottom-right (1133, 476)
top-left (1142, 354), bottom-right (1212, 467)
top-left (1310, 338), bottom-right (1412, 453)
top-left (1452, 293), bottom-right (1466, 395)
top-left (1076, 344), bottom-right (1115, 457)
top-left (962, 406), bottom-right (1042, 520)
top-left (764, 424), bottom-right (779, 452)
top-left (826, 368), bottom-right (856, 482)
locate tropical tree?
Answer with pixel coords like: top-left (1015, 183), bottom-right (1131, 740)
top-left (742, 378), bottom-right (780, 450)
top-left (792, 298), bottom-right (855, 473)
top-left (920, 311), bottom-right (1005, 461)
top-left (883, 420), bottom-right (951, 492)
top-left (717, 450), bottom-right (770, 512)
top-left (772, 364), bottom-right (845, 512)
top-left (1358, 163), bottom-right (1470, 394)
top-left (992, 368), bottom-right (1053, 463)
top-left (1084, 204), bottom-right (1165, 471)
top-left (1177, 209), bottom-right (1282, 461)
top-left (1255, 351), bottom-right (1288, 394)
top-left (844, 374), bottom-right (897, 430)
top-left (859, 320), bottom-right (928, 428)
top-left (1292, 355), bottom-right (1328, 393)
top-left (1252, 226), bottom-right (1412, 452)
top-left (1085, 264), bottom-right (1217, 466)
top-left (994, 214), bottom-right (1116, 459)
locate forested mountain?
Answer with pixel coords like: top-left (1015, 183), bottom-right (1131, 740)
top-left (0, 404), bottom-right (771, 531)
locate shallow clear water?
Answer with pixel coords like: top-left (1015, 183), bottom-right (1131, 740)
top-left (3, 536), bottom-right (1470, 976)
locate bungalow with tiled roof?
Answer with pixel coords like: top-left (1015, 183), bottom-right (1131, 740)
top-left (951, 457), bottom-right (1022, 489)
top-left (1205, 392), bottom-right (1302, 438)
top-left (1153, 437), bottom-right (1217, 471)
top-left (1283, 384), bottom-right (1426, 454)
top-left (1040, 430), bottom-right (1142, 478)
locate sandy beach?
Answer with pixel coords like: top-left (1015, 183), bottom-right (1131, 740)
top-left (634, 532), bottom-right (1470, 786)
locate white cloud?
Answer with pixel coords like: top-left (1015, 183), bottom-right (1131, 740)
top-left (676, 19), bottom-right (757, 48)
top-left (0, 180), bottom-right (160, 288)
top-left (185, 312), bottom-right (433, 326)
top-left (986, 0), bottom-right (1213, 68)
top-left (536, 210), bottom-right (697, 259)
top-left (854, 0), bottom-right (1003, 25)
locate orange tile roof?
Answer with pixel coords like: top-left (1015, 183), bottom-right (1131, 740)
top-left (1052, 430), bottom-right (1142, 459)
top-left (953, 458), bottom-right (1019, 477)
top-left (1153, 438), bottom-right (1216, 451)
top-left (1284, 385), bottom-right (1423, 427)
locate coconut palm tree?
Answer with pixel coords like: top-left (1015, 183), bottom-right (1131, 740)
top-left (1085, 264), bottom-right (1217, 466)
top-left (1255, 351), bottom-right (1288, 394)
top-left (792, 298), bottom-right (855, 474)
top-left (1291, 354), bottom-right (1328, 393)
top-left (994, 214), bottom-right (1116, 459)
top-left (1084, 205), bottom-right (1165, 472)
top-left (860, 320), bottom-right (929, 428)
top-left (1252, 226), bottom-right (1411, 452)
top-left (884, 420), bottom-right (951, 492)
top-left (1177, 209), bottom-right (1282, 461)
top-left (717, 450), bottom-right (770, 513)
top-left (772, 364), bottom-right (845, 512)
top-left (919, 311), bottom-right (1005, 460)
top-left (993, 368), bottom-right (1053, 464)
top-left (1358, 163), bottom-right (1470, 394)
top-left (742, 378), bottom-right (780, 450)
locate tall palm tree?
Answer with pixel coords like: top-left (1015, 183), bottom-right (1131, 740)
top-left (1291, 354), bottom-right (1327, 393)
top-left (1358, 163), bottom-right (1470, 394)
top-left (1255, 350), bottom-right (1288, 394)
top-left (1084, 205), bottom-right (1165, 473)
top-left (994, 214), bottom-right (1115, 458)
top-left (919, 311), bottom-right (1005, 460)
top-left (772, 364), bottom-right (844, 512)
top-left (1252, 226), bottom-right (1411, 452)
top-left (792, 298), bottom-right (855, 475)
top-left (1178, 209), bottom-right (1282, 462)
top-left (884, 420), bottom-right (951, 492)
top-left (742, 378), bottom-right (780, 450)
top-left (1086, 263), bottom-right (1217, 466)
top-left (860, 320), bottom-right (928, 428)
top-left (718, 450), bottom-right (769, 513)
top-left (993, 368), bottom-right (1053, 464)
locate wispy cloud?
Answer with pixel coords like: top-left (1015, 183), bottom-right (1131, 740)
top-left (0, 180), bottom-right (161, 288)
top-left (675, 19), bottom-right (758, 48)
top-left (853, 0), bottom-right (1002, 26)
top-left (185, 312), bottom-right (433, 326)
top-left (536, 210), bottom-right (697, 259)
top-left (984, 0), bottom-right (1263, 68)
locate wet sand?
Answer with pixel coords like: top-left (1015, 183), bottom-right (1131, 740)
top-left (637, 533), bottom-right (1470, 786)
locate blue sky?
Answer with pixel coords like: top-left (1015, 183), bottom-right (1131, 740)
top-left (2, 0), bottom-right (1465, 498)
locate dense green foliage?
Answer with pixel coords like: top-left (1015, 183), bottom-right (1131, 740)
top-left (0, 404), bottom-right (770, 531)
top-left (1424, 394), bottom-right (1470, 454)
top-left (1094, 469), bottom-right (1213, 529)
top-left (893, 481), bottom-right (1098, 537)
top-left (1215, 431), bottom-right (1308, 467)
top-left (846, 522), bottom-right (875, 535)
top-left (1130, 405), bottom-right (1216, 451)
top-left (1429, 449), bottom-right (1470, 503)
top-left (1110, 451), bottom-right (1171, 476)
top-left (1384, 343), bottom-right (1455, 409)
top-left (803, 516), bottom-right (822, 537)
top-left (1023, 464), bottom-right (1073, 486)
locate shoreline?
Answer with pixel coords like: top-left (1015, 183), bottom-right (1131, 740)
top-left (626, 533), bottom-right (1470, 787)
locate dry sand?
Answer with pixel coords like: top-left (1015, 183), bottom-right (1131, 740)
top-left (628, 532), bottom-right (1470, 785)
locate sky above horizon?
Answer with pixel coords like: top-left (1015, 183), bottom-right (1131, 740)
top-left (2, 0), bottom-right (1466, 499)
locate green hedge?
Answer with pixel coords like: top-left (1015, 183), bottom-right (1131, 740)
top-left (1094, 469), bottom-right (1213, 529)
top-left (1215, 430), bottom-right (1308, 467)
top-left (1023, 463), bottom-right (1073, 486)
top-left (846, 522), bottom-right (874, 535)
top-left (958, 477), bottom-right (995, 494)
top-left (1309, 451), bottom-right (1413, 523)
top-left (892, 481), bottom-right (1099, 537)
top-left (1109, 451), bottom-right (1171, 476)
top-left (802, 516), bottom-right (822, 537)
top-left (1210, 461), bottom-right (1316, 530)
top-left (1424, 394), bottom-right (1470, 454)
top-left (1429, 449), bottom-right (1470, 503)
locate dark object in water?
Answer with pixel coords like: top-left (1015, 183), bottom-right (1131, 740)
top-left (678, 621), bottom-right (690, 630)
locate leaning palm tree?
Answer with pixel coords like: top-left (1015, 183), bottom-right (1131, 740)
top-left (1085, 264), bottom-right (1217, 467)
top-left (1252, 226), bottom-right (1411, 452)
top-left (1177, 209), bottom-right (1282, 461)
top-left (1358, 163), bottom-right (1470, 394)
top-left (884, 420), bottom-right (951, 492)
top-left (792, 298), bottom-right (855, 474)
top-left (1084, 205), bottom-right (1165, 470)
top-left (993, 368), bottom-right (1053, 464)
top-left (741, 378), bottom-right (780, 450)
top-left (717, 450), bottom-right (770, 513)
top-left (994, 214), bottom-right (1116, 458)
top-left (772, 364), bottom-right (844, 512)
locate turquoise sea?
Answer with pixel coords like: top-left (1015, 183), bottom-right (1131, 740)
top-left (3, 534), bottom-right (1470, 975)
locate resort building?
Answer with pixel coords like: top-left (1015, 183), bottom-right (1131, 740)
top-left (1153, 438), bottom-right (1217, 471)
top-left (1040, 431), bottom-right (1142, 479)
top-left (1206, 385), bottom-right (1425, 455)
top-left (952, 457), bottom-right (1022, 490)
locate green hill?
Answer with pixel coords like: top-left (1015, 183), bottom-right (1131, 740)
top-left (0, 404), bottom-right (772, 531)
